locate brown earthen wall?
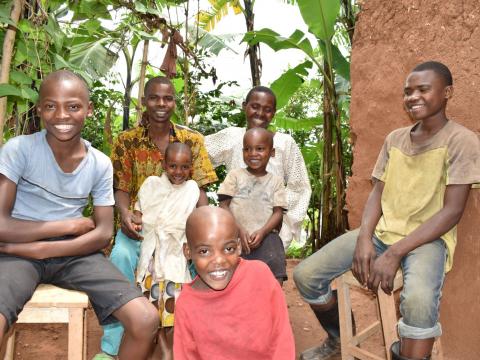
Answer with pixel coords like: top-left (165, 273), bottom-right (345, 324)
top-left (347, 1), bottom-right (480, 358)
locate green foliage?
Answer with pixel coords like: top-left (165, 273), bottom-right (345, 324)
top-left (297, 0), bottom-right (340, 40)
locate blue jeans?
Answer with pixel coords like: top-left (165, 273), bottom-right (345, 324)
top-left (293, 229), bottom-right (446, 339)
top-left (100, 230), bottom-right (141, 356)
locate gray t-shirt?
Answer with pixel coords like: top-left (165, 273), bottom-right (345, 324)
top-left (218, 168), bottom-right (287, 234)
top-left (0, 130), bottom-right (114, 221)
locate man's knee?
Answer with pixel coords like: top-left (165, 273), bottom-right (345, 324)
top-left (119, 298), bottom-right (158, 339)
top-left (293, 261), bottom-right (311, 288)
top-left (400, 288), bottom-right (439, 328)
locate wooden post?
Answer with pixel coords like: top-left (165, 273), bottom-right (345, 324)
top-left (0, 0), bottom-right (24, 145)
top-left (135, 39), bottom-right (149, 124)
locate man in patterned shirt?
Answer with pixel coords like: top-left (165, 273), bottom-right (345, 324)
top-left (94, 76), bottom-right (217, 360)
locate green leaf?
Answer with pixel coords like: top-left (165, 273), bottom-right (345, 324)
top-left (10, 71), bottom-right (33, 85)
top-left (270, 61), bottom-right (312, 109)
top-left (0, 2), bottom-right (16, 26)
top-left (68, 39), bottom-right (118, 80)
top-left (319, 41), bottom-right (349, 81)
top-left (17, 19), bottom-right (33, 33)
top-left (172, 78), bottom-right (184, 94)
top-left (0, 84), bottom-right (22, 98)
top-left (83, 19), bottom-right (101, 35)
top-left (272, 113), bottom-right (323, 131)
top-left (20, 86), bottom-right (38, 102)
top-left (194, 27), bottom-right (239, 55)
top-left (54, 53), bottom-right (72, 70)
top-left (297, 0), bottom-right (340, 41)
top-left (44, 15), bottom-right (65, 51)
top-left (243, 28), bottom-right (314, 58)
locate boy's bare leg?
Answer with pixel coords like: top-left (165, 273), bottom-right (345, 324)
top-left (401, 338), bottom-right (435, 358)
top-left (113, 297), bottom-right (159, 360)
top-left (0, 314), bottom-right (7, 350)
top-left (150, 327), bottom-right (173, 360)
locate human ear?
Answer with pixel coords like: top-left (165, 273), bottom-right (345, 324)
top-left (183, 243), bottom-right (191, 260)
top-left (87, 102), bottom-right (94, 117)
top-left (242, 101), bottom-right (247, 112)
top-left (445, 85), bottom-right (453, 99)
top-left (270, 148), bottom-right (275, 158)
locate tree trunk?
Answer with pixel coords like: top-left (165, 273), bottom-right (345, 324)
top-left (243, 0), bottom-right (261, 86)
top-left (136, 40), bottom-right (150, 124)
top-left (320, 61), bottom-right (334, 248)
top-left (122, 49), bottom-right (133, 130)
top-left (0, 0), bottom-right (24, 145)
top-left (341, 0), bottom-right (355, 45)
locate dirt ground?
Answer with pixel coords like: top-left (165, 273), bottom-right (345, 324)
top-left (8, 259), bottom-right (383, 360)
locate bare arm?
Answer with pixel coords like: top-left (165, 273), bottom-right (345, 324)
top-left (0, 174), bottom-right (94, 243)
top-left (351, 180), bottom-right (384, 286)
top-left (368, 184), bottom-right (470, 294)
top-left (0, 205), bottom-right (114, 259)
top-left (197, 188), bottom-right (209, 207)
top-left (115, 189), bottom-right (142, 240)
top-left (249, 206), bottom-right (284, 249)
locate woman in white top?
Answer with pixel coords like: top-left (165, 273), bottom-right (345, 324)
top-left (205, 86), bottom-right (311, 249)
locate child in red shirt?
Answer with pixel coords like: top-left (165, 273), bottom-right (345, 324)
top-left (174, 206), bottom-right (295, 360)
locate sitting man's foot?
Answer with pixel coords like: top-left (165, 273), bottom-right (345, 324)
top-left (299, 337), bottom-right (340, 360)
top-left (92, 352), bottom-right (117, 360)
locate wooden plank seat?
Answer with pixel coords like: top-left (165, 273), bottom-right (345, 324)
top-left (2, 284), bottom-right (89, 360)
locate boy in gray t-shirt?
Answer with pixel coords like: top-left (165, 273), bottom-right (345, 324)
top-left (0, 70), bottom-right (158, 359)
top-left (218, 128), bottom-right (288, 285)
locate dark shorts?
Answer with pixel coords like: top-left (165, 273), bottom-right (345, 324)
top-left (0, 252), bottom-right (142, 328)
top-left (242, 232), bottom-right (287, 280)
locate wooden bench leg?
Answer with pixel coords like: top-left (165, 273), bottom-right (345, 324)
top-left (377, 290), bottom-right (399, 360)
top-left (336, 276), bottom-right (355, 360)
top-left (2, 327), bottom-right (15, 360)
top-left (68, 309), bottom-right (84, 360)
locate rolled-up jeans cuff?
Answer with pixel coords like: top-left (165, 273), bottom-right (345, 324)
top-left (398, 318), bottom-right (442, 339)
top-left (302, 287), bottom-right (334, 306)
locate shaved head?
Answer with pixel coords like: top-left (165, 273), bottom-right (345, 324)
top-left (165, 142), bottom-right (192, 163)
top-left (39, 70), bottom-right (90, 102)
top-left (186, 207), bottom-right (238, 247)
top-left (244, 127), bottom-right (274, 148)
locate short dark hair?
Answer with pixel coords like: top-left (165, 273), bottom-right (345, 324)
top-left (164, 142), bottom-right (192, 162)
top-left (245, 86), bottom-right (277, 109)
top-left (39, 70), bottom-right (90, 100)
top-left (412, 61), bottom-right (453, 86)
top-left (144, 76), bottom-right (174, 96)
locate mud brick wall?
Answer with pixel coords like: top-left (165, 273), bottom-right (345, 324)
top-left (347, 1), bottom-right (480, 358)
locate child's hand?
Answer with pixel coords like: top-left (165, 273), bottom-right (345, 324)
top-left (249, 229), bottom-right (266, 249)
top-left (120, 210), bottom-right (143, 240)
top-left (132, 211), bottom-right (143, 233)
top-left (70, 217), bottom-right (95, 236)
top-left (238, 226), bottom-right (251, 255)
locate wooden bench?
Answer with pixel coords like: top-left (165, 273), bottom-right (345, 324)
top-left (2, 284), bottom-right (89, 360)
top-left (336, 271), bottom-right (443, 360)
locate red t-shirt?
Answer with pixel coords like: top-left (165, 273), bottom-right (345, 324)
top-left (173, 259), bottom-right (295, 359)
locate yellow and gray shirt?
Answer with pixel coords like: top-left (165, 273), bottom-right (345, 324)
top-left (372, 120), bottom-right (480, 271)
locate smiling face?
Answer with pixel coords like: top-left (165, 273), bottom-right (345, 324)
top-left (243, 91), bottom-right (276, 129)
top-left (184, 207), bottom-right (241, 292)
top-left (403, 69), bottom-right (452, 122)
top-left (163, 146), bottom-right (192, 185)
top-left (37, 76), bottom-right (92, 145)
top-left (142, 82), bottom-right (175, 125)
top-left (242, 128), bottom-right (274, 176)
